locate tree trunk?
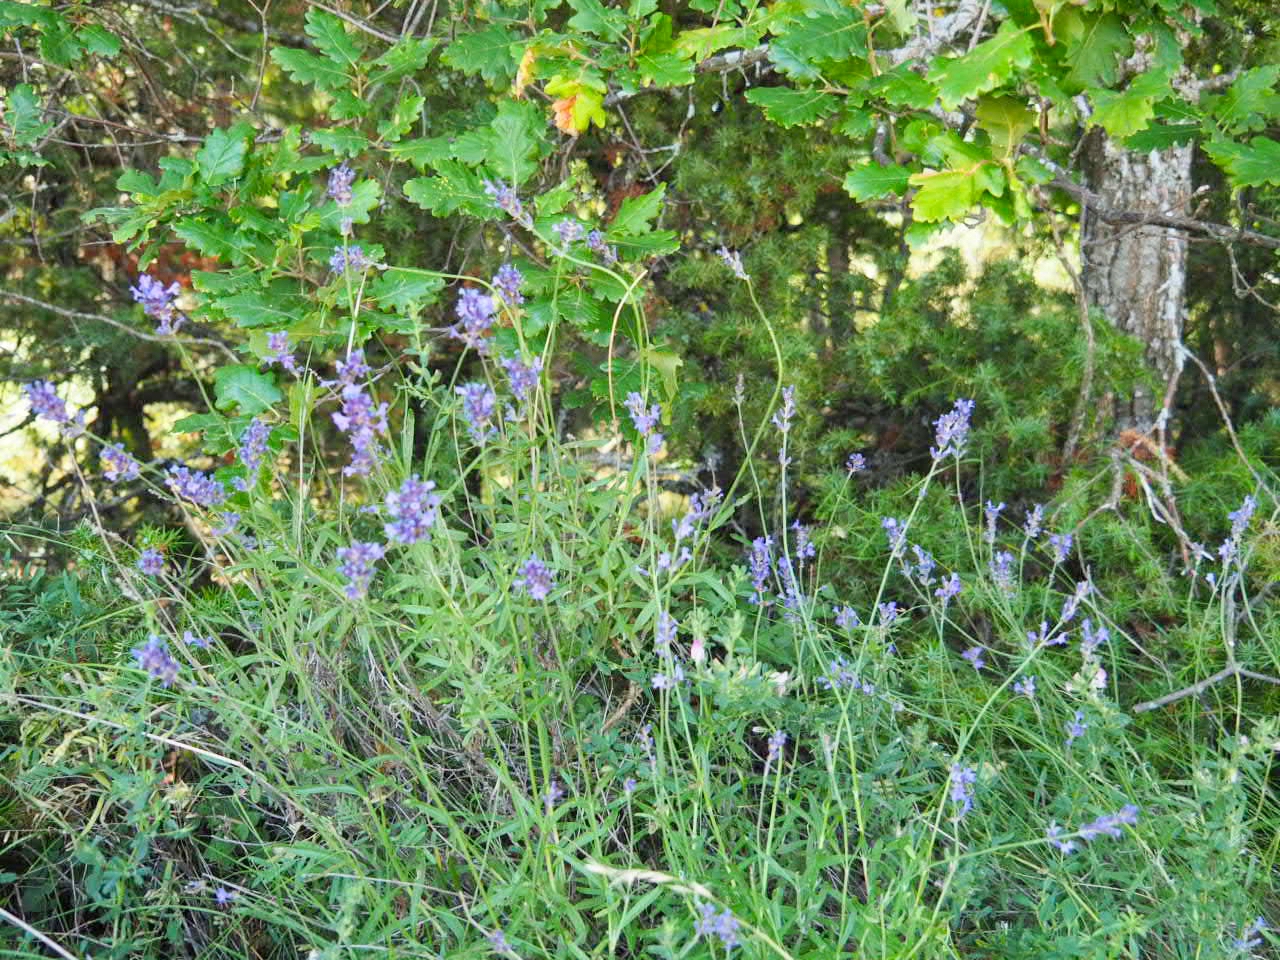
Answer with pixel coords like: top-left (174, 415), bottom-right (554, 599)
top-left (1080, 131), bottom-right (1193, 428)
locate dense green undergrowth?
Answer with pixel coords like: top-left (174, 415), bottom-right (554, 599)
top-left (4, 257), bottom-right (1278, 958)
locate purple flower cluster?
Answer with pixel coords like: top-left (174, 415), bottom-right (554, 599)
top-left (961, 646), bottom-right (986, 671)
top-left (949, 764), bottom-right (977, 818)
top-left (747, 535), bottom-right (773, 605)
top-left (1048, 804), bottom-right (1139, 854)
top-left (846, 452), bottom-right (867, 474)
top-left (1231, 917), bottom-right (1267, 952)
top-left (543, 778), bottom-right (565, 812)
top-left (336, 540), bottom-right (385, 599)
top-left (137, 547), bottom-right (165, 576)
top-left (330, 244), bottom-right (369, 273)
top-left (327, 162), bottom-right (355, 205)
top-left (332, 350), bottom-right (388, 477)
top-left (694, 902), bottom-right (741, 951)
top-left (130, 274), bottom-right (184, 335)
top-left (101, 442), bottom-right (140, 481)
top-left (911, 544), bottom-right (936, 584)
top-left (1013, 675), bottom-right (1036, 699)
top-left (817, 656), bottom-right (875, 694)
top-left (384, 475), bottom-right (441, 545)
top-left (451, 288), bottom-right (497, 352)
top-left (487, 929), bottom-right (516, 957)
top-left (1024, 504), bottom-right (1044, 539)
top-left (882, 517), bottom-right (906, 556)
top-left (1048, 532), bottom-right (1073, 563)
top-left (182, 630), bottom-right (213, 649)
top-left (625, 392), bottom-right (662, 454)
top-left (655, 611), bottom-right (678, 649)
top-left (166, 465), bottom-right (227, 509)
top-left (984, 500), bottom-right (1005, 544)
top-left (651, 662), bottom-right (686, 691)
top-left (834, 605), bottom-right (860, 630)
top-left (791, 521), bottom-right (815, 561)
top-left (587, 229), bottom-right (617, 264)
top-left (492, 263), bottom-right (524, 305)
top-left (457, 382), bottom-right (498, 444)
top-left (1219, 494), bottom-right (1258, 565)
top-left (234, 418), bottom-right (271, 491)
top-left (935, 572), bottom-right (962, 603)
top-left (1061, 580), bottom-right (1090, 622)
top-left (1065, 709), bottom-right (1088, 746)
top-left (22, 381), bottom-right (85, 436)
top-left (716, 245), bottom-right (749, 280)
top-left (483, 179), bottom-right (531, 226)
top-left (515, 554), bottom-right (555, 600)
top-left (1081, 618), bottom-right (1109, 657)
top-left (266, 332), bottom-right (302, 376)
top-left (766, 730), bottom-right (788, 763)
top-left (132, 635), bottom-right (180, 687)
top-left (990, 550), bottom-right (1015, 590)
top-left (931, 398), bottom-right (975, 460)
top-left (553, 219), bottom-right (584, 247)
top-left (501, 355), bottom-right (543, 405)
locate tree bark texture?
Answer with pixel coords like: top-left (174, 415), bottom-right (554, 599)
top-left (1081, 131), bottom-right (1194, 428)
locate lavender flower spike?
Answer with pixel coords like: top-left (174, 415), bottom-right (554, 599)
top-left (515, 554), bottom-right (555, 600)
top-left (22, 381), bottom-right (85, 436)
top-left (1076, 804), bottom-right (1139, 842)
top-left (101, 442), bottom-right (141, 482)
top-left (384, 475), bottom-right (442, 545)
top-left (931, 398), bottom-right (975, 460)
top-left (716, 246), bottom-right (749, 280)
top-left (336, 541), bottom-right (386, 600)
top-left (132, 635), bottom-right (180, 687)
top-left (949, 764), bottom-right (976, 818)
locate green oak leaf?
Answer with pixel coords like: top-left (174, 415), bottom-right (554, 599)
top-left (843, 162), bottom-right (912, 201)
top-left (214, 366), bottom-right (282, 416)
top-left (1203, 137), bottom-right (1280, 188)
top-left (928, 22), bottom-right (1033, 111)
top-left (745, 88), bottom-right (839, 127)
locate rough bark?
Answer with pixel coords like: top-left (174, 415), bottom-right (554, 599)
top-left (1080, 130), bottom-right (1193, 428)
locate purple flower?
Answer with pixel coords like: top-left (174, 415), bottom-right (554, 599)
top-left (949, 764), bottom-right (976, 818)
top-left (817, 656), bottom-right (873, 694)
top-left (327, 162), bottom-right (355, 205)
top-left (792, 521), bottom-right (815, 560)
top-left (213, 887), bottom-right (237, 906)
top-left (772, 385), bottom-right (796, 436)
top-left (22, 380), bottom-right (85, 436)
top-left (451, 288), bottom-right (496, 352)
top-left (935, 572), bottom-right (962, 603)
top-left (651, 662), bottom-right (685, 690)
top-left (1013, 675), bottom-right (1036, 699)
top-left (694, 902), bottom-right (742, 950)
top-left (129, 274), bottom-right (184, 334)
top-left (137, 547), bottom-right (165, 576)
top-left (543, 778), bottom-right (565, 812)
top-left (1076, 804), bottom-right (1139, 842)
top-left (1065, 709), bottom-right (1087, 746)
top-left (182, 630), bottom-right (212, 649)
top-left (931, 398), bottom-right (975, 460)
top-left (333, 383), bottom-right (389, 476)
top-left (586, 229), bottom-right (618, 264)
top-left (492, 263), bottom-right (524, 305)
top-left (984, 500), bottom-right (1005, 544)
top-left (488, 929), bottom-right (515, 956)
top-left (1048, 532), bottom-right (1073, 563)
top-left (961, 646), bottom-right (986, 671)
top-left (878, 601), bottom-right (900, 626)
top-left (330, 244), bottom-right (369, 273)
top-left (882, 517), bottom-right (906, 555)
top-left (625, 392), bottom-right (661, 436)
top-left (747, 536), bottom-right (773, 605)
top-left (834, 605), bottom-right (860, 631)
top-left (456, 382), bottom-right (498, 443)
top-left (483, 179), bottom-right (528, 225)
top-left (1046, 822), bottom-right (1077, 854)
top-left (212, 512), bottom-right (240, 538)
top-left (1081, 618), bottom-right (1108, 657)
top-left (623, 776), bottom-right (638, 794)
top-left (335, 349), bottom-right (371, 385)
top-left (265, 332), bottom-right (302, 376)
top-left (384, 475), bottom-right (442, 545)
top-left (990, 550), bottom-right (1015, 590)
top-left (1231, 917), bottom-right (1267, 952)
top-left (1060, 580), bottom-right (1090, 622)
top-left (101, 443), bottom-right (140, 482)
top-left (165, 465), bottom-right (227, 508)
top-left (911, 544), bottom-right (936, 584)
top-left (767, 730), bottom-right (788, 763)
top-left (515, 554), bottom-right (555, 600)
top-left (553, 218), bottom-right (584, 247)
top-left (846, 452), bottom-right (867, 474)
top-left (501, 355), bottom-right (542, 405)
top-left (1024, 504), bottom-right (1044, 539)
top-left (132, 635), bottom-right (180, 687)
top-left (1219, 494), bottom-right (1258, 564)
top-left (234, 418), bottom-right (271, 490)
top-left (716, 245), bottom-right (749, 280)
top-left (336, 540), bottom-right (385, 600)
top-left (655, 611), bottom-right (678, 648)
